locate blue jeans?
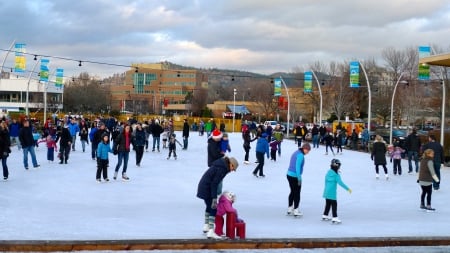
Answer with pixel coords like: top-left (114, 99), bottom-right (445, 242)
top-left (22, 146), bottom-right (39, 169)
top-left (433, 163), bottom-right (441, 190)
top-left (277, 142), bottom-right (282, 155)
top-left (115, 151), bottom-right (129, 174)
top-left (71, 135), bottom-right (77, 150)
top-left (312, 135), bottom-right (319, 148)
top-left (407, 151), bottom-right (419, 173)
top-left (152, 136), bottom-right (160, 151)
top-left (1, 157), bottom-right (8, 178)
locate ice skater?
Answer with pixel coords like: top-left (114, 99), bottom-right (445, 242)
top-left (418, 149), bottom-right (439, 212)
top-left (167, 133), bottom-right (182, 160)
top-left (322, 159), bottom-right (352, 224)
top-left (214, 191), bottom-right (244, 238)
top-left (371, 135), bottom-right (389, 180)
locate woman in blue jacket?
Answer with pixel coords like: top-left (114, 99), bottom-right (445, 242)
top-left (252, 133), bottom-right (270, 178)
top-left (322, 159), bottom-right (352, 224)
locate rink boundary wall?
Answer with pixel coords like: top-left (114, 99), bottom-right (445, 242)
top-left (1, 237), bottom-right (450, 251)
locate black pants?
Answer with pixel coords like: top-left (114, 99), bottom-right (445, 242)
top-left (135, 146), bottom-right (144, 165)
top-left (96, 159), bottom-right (108, 180)
top-left (253, 152), bottom-right (265, 176)
top-left (375, 164), bottom-right (388, 174)
top-left (323, 199), bottom-right (338, 217)
top-left (393, 159), bottom-right (402, 175)
top-left (244, 146), bottom-right (250, 162)
top-left (270, 150), bottom-right (277, 161)
top-left (287, 175), bottom-right (301, 209)
top-left (59, 145), bottom-right (70, 163)
top-left (421, 185), bottom-right (432, 206)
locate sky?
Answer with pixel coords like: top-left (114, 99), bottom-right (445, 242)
top-left (1, 129), bottom-right (450, 253)
top-left (0, 0), bottom-right (449, 78)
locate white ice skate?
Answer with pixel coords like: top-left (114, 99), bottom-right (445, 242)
top-left (331, 217), bottom-right (342, 224)
top-left (287, 206), bottom-right (293, 215)
top-left (293, 209), bottom-right (303, 217)
top-left (322, 215), bottom-right (331, 221)
top-left (206, 229), bottom-right (223, 239)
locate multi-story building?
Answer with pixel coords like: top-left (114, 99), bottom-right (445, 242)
top-left (110, 62), bottom-right (208, 115)
top-left (0, 72), bottom-right (63, 117)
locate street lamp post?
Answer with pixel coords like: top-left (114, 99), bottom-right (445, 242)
top-left (233, 88), bottom-right (237, 132)
top-left (389, 73), bottom-right (407, 144)
top-left (310, 71), bottom-right (323, 124)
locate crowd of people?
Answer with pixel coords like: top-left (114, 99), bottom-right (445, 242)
top-left (0, 115), bottom-right (445, 239)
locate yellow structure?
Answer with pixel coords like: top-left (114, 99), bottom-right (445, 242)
top-left (110, 62), bottom-right (207, 114)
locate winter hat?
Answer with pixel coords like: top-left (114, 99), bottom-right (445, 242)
top-left (211, 129), bottom-right (223, 140)
top-left (228, 157), bottom-right (239, 170)
top-left (301, 143), bottom-right (311, 151)
top-left (261, 133), bottom-right (268, 138)
top-left (223, 191), bottom-right (236, 202)
top-left (222, 133), bottom-right (228, 138)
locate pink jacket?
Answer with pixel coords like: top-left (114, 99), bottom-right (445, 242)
top-left (216, 194), bottom-right (237, 217)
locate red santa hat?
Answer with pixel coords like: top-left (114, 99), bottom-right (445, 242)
top-left (211, 129), bottom-right (223, 140)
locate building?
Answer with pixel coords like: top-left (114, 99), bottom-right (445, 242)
top-left (109, 63), bottom-right (208, 115)
top-left (0, 72), bottom-right (63, 117)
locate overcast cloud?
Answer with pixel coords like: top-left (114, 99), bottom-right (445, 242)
top-left (0, 0), bottom-right (449, 78)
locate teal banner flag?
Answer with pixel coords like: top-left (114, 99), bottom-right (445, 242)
top-left (55, 68), bottom-right (64, 88)
top-left (418, 46), bottom-right (431, 81)
top-left (274, 78), bottom-right (282, 96)
top-left (14, 43), bottom-right (26, 73)
top-left (40, 59), bottom-right (50, 82)
top-left (349, 61), bottom-right (360, 87)
top-left (304, 71), bottom-right (313, 93)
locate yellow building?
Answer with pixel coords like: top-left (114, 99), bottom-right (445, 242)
top-left (110, 62), bottom-right (207, 114)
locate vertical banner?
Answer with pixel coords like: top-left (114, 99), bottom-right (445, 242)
top-left (14, 43), bottom-right (26, 73)
top-left (273, 78), bottom-right (282, 96)
top-left (39, 59), bottom-right (50, 82)
top-left (55, 68), bottom-right (64, 88)
top-left (418, 46), bottom-right (431, 81)
top-left (278, 96), bottom-right (284, 108)
top-left (304, 71), bottom-right (313, 93)
top-left (349, 61), bottom-right (360, 87)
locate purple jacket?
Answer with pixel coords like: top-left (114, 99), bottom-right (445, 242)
top-left (216, 194), bottom-right (237, 218)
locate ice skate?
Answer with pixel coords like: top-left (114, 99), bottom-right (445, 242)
top-left (426, 206), bottom-right (436, 212)
top-left (293, 209), bottom-right (303, 217)
top-left (322, 215), bottom-right (331, 221)
top-left (122, 173), bottom-right (130, 181)
top-left (202, 224), bottom-right (209, 233)
top-left (206, 229), bottom-right (223, 239)
top-left (385, 174), bottom-right (389, 180)
top-left (287, 206), bottom-right (293, 215)
top-left (331, 217), bottom-right (341, 224)
top-left (113, 171), bottom-right (118, 180)
top-left (375, 174), bottom-right (379, 180)
top-left (243, 161), bottom-right (250, 165)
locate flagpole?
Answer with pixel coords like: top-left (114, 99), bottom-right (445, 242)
top-left (26, 57), bottom-right (40, 116)
top-left (0, 40), bottom-right (16, 75)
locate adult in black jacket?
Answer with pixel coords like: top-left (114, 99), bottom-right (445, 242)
top-left (0, 121), bottom-right (11, 180)
top-left (18, 120), bottom-right (40, 170)
top-left (56, 125), bottom-right (72, 164)
top-left (113, 124), bottom-right (133, 181)
top-left (182, 119), bottom-right (190, 150)
top-left (150, 120), bottom-right (163, 152)
top-left (371, 135), bottom-right (388, 180)
top-left (207, 129), bottom-right (223, 167)
top-left (421, 135), bottom-right (444, 190)
top-left (197, 156), bottom-right (238, 238)
top-left (405, 128), bottom-right (421, 174)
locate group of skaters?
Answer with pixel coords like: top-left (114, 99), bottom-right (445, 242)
top-left (196, 122), bottom-right (446, 239)
top-left (0, 115), bottom-right (192, 183)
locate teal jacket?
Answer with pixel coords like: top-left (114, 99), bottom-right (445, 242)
top-left (323, 169), bottom-right (349, 200)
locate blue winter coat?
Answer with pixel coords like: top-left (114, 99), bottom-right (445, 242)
top-left (255, 136), bottom-right (269, 157)
top-left (287, 149), bottom-right (306, 181)
top-left (197, 158), bottom-right (230, 200)
top-left (67, 122), bottom-right (80, 136)
top-left (323, 169), bottom-right (349, 200)
top-left (97, 141), bottom-right (112, 160)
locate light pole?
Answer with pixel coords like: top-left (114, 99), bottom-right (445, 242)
top-left (359, 62), bottom-right (372, 133)
top-left (279, 77), bottom-right (291, 138)
top-left (233, 88), bottom-right (237, 132)
top-left (389, 73), bottom-right (408, 144)
top-left (310, 71), bottom-right (323, 124)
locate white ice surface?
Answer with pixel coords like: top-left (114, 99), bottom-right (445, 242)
top-left (1, 131), bottom-right (449, 251)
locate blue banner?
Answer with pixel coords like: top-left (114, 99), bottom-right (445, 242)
top-left (14, 43), bottom-right (26, 73)
top-left (418, 46), bottom-right (431, 81)
top-left (349, 61), bottom-right (360, 87)
top-left (274, 78), bottom-right (282, 96)
top-left (40, 59), bottom-right (50, 82)
top-left (304, 71), bottom-right (313, 93)
top-left (55, 68), bottom-right (64, 88)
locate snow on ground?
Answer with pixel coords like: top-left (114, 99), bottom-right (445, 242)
top-left (1, 131), bottom-right (449, 244)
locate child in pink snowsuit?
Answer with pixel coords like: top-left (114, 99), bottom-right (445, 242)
top-left (214, 191), bottom-right (243, 237)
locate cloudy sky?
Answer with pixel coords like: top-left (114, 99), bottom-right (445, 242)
top-left (0, 0), bottom-right (449, 78)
